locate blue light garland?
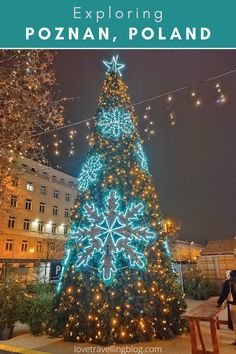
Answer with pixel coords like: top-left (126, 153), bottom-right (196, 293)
top-left (164, 239), bottom-right (171, 256)
top-left (57, 248), bottom-right (71, 293)
top-left (72, 190), bottom-right (156, 285)
top-left (97, 108), bottom-right (135, 140)
top-left (78, 154), bottom-right (103, 192)
top-left (135, 142), bottom-right (149, 173)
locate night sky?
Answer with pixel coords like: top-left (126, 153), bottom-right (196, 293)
top-left (48, 50), bottom-right (236, 243)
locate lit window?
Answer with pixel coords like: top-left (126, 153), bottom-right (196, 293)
top-left (10, 195), bottom-right (17, 207)
top-left (5, 239), bottom-right (14, 251)
top-left (52, 206), bottom-right (58, 216)
top-left (12, 177), bottom-right (19, 187)
top-left (64, 209), bottom-right (69, 218)
top-left (53, 190), bottom-right (59, 199)
top-left (23, 219), bottom-right (30, 230)
top-left (26, 182), bottom-right (34, 192)
top-left (65, 193), bottom-right (70, 202)
top-left (40, 186), bottom-right (46, 195)
top-left (25, 199), bottom-right (32, 210)
top-left (39, 202), bottom-right (45, 213)
top-left (8, 217), bottom-right (15, 229)
top-left (38, 222), bottom-right (44, 233)
top-left (51, 224), bottom-right (57, 234)
top-left (21, 240), bottom-right (28, 252)
top-left (37, 241), bottom-right (42, 253)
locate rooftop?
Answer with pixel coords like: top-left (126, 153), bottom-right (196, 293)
top-left (201, 239), bottom-right (236, 255)
top-left (171, 239), bottom-right (203, 247)
top-left (13, 156), bottom-right (78, 189)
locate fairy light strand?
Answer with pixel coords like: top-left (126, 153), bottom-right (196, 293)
top-left (33, 67), bottom-right (236, 138)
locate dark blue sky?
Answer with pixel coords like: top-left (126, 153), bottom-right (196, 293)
top-left (48, 50), bottom-right (236, 242)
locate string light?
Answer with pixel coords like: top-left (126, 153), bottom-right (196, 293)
top-left (135, 142), bottom-right (149, 173)
top-left (190, 88), bottom-right (202, 107)
top-left (97, 108), bottom-right (135, 140)
top-left (53, 56), bottom-right (228, 344)
top-left (28, 67), bottom-right (234, 166)
top-left (77, 154), bottom-right (103, 192)
top-left (142, 105), bottom-right (155, 140)
top-left (33, 67), bottom-right (236, 140)
top-left (72, 190), bottom-right (155, 285)
top-left (215, 82), bottom-right (226, 104)
top-left (166, 96), bottom-right (176, 127)
top-left (52, 133), bottom-right (61, 156)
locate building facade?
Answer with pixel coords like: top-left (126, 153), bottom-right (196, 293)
top-left (197, 238), bottom-right (236, 291)
top-left (0, 156), bottom-right (77, 279)
top-left (170, 239), bottom-right (203, 262)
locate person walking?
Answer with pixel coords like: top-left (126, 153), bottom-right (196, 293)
top-left (217, 270), bottom-right (236, 344)
top-left (217, 270), bottom-right (233, 330)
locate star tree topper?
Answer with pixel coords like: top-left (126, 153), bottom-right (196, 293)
top-left (73, 190), bottom-right (156, 284)
top-left (103, 55), bottom-right (125, 76)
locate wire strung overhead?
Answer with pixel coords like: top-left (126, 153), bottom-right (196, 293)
top-left (33, 66), bottom-right (236, 139)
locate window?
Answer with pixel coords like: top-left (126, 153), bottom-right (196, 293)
top-left (51, 224), bottom-right (57, 234)
top-left (25, 199), bottom-right (32, 210)
top-left (21, 240), bottom-right (28, 252)
top-left (12, 177), bottom-right (19, 187)
top-left (65, 193), bottom-right (70, 202)
top-left (10, 195), bottom-right (17, 207)
top-left (39, 202), bottom-right (45, 213)
top-left (5, 239), bottom-right (13, 252)
top-left (52, 206), bottom-right (58, 216)
top-left (8, 217), bottom-right (15, 229)
top-left (40, 186), bottom-right (46, 195)
top-left (38, 222), bottom-right (44, 233)
top-left (53, 190), bottom-right (59, 199)
top-left (64, 226), bottom-right (68, 235)
top-left (23, 219), bottom-right (30, 230)
top-left (49, 242), bottom-right (55, 252)
top-left (26, 182), bottom-right (34, 192)
top-left (37, 241), bottom-right (42, 253)
top-left (64, 209), bottom-right (69, 218)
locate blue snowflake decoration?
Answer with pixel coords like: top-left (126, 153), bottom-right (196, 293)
top-left (97, 108), bottom-right (135, 140)
top-left (57, 248), bottom-right (71, 293)
top-left (103, 55), bottom-right (125, 77)
top-left (72, 190), bottom-right (156, 284)
top-left (78, 154), bottom-right (103, 192)
top-left (164, 239), bottom-right (171, 256)
top-left (135, 142), bottom-right (150, 173)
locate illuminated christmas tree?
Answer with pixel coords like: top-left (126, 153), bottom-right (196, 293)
top-left (53, 55), bottom-right (186, 344)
